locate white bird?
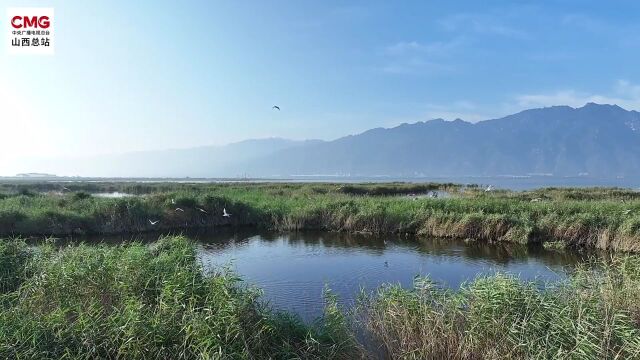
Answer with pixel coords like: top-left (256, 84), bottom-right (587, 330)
top-left (485, 185), bottom-right (493, 192)
top-left (272, 105), bottom-right (280, 111)
top-left (61, 186), bottom-right (70, 191)
top-left (175, 207), bottom-right (184, 212)
top-left (149, 219), bottom-right (159, 225)
top-left (196, 207), bottom-right (208, 214)
top-left (171, 198), bottom-right (176, 204)
top-left (531, 198), bottom-right (541, 202)
top-left (624, 209), bottom-right (632, 215)
top-left (223, 208), bottom-right (231, 217)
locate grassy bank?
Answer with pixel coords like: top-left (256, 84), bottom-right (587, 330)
top-left (0, 182), bottom-right (639, 251)
top-left (2, 236), bottom-right (640, 359)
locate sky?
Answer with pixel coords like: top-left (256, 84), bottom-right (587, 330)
top-left (2, 0), bottom-right (640, 174)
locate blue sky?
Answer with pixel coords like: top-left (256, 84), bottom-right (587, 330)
top-left (2, 0), bottom-right (640, 170)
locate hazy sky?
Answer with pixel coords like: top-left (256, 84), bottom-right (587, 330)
top-left (3, 0), bottom-right (640, 171)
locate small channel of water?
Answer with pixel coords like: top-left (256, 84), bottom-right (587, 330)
top-left (65, 229), bottom-right (590, 322)
top-left (196, 230), bottom-right (587, 321)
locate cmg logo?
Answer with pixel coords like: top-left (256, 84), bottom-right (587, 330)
top-left (11, 15), bottom-right (51, 29)
top-left (6, 7), bottom-right (55, 55)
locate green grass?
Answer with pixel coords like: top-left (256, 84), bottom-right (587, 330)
top-left (0, 182), bottom-right (639, 251)
top-left (357, 257), bottom-right (640, 359)
top-left (0, 237), bottom-right (357, 359)
top-left (2, 236), bottom-right (640, 359)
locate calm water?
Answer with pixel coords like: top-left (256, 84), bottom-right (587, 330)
top-left (93, 192), bottom-right (135, 198)
top-left (193, 229), bottom-right (588, 322)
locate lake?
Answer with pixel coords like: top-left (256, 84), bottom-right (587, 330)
top-left (191, 229), bottom-right (589, 322)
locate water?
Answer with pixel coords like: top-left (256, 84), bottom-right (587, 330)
top-left (93, 192), bottom-right (135, 198)
top-left (195, 229), bottom-right (588, 322)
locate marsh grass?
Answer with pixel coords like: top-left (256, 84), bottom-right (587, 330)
top-left (0, 239), bottom-right (32, 294)
top-left (0, 237), bottom-right (359, 359)
top-left (2, 236), bottom-right (640, 359)
top-left (0, 182), bottom-right (639, 251)
top-left (358, 259), bottom-right (640, 359)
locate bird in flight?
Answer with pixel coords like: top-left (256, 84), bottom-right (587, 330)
top-left (149, 219), bottom-right (159, 225)
top-left (175, 208), bottom-right (184, 212)
top-left (624, 209), bottom-right (632, 215)
top-left (272, 105), bottom-right (280, 111)
top-left (485, 185), bottom-right (493, 192)
top-left (196, 207), bottom-right (208, 214)
top-left (223, 208), bottom-right (231, 217)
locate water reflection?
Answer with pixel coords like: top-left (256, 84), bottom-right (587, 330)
top-left (196, 229), bottom-right (592, 321)
top-left (48, 228), bottom-right (594, 321)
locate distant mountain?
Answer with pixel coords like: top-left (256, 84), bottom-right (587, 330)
top-left (242, 103), bottom-right (640, 178)
top-left (21, 138), bottom-right (322, 178)
top-left (15, 103), bottom-right (640, 178)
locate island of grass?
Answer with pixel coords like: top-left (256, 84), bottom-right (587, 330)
top-left (0, 181), bottom-right (639, 251)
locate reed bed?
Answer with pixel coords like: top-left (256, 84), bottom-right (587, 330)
top-left (357, 256), bottom-right (640, 359)
top-left (0, 237), bottom-right (358, 359)
top-left (2, 236), bottom-right (640, 359)
top-left (0, 182), bottom-right (639, 251)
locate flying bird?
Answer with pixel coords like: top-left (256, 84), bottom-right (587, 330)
top-left (175, 207), bottom-right (184, 212)
top-left (624, 209), bottom-right (632, 215)
top-left (171, 198), bottom-right (176, 204)
top-left (149, 219), bottom-right (159, 225)
top-left (196, 207), bottom-right (208, 214)
top-left (272, 105), bottom-right (280, 111)
top-left (485, 185), bottom-right (493, 192)
top-left (223, 208), bottom-right (231, 217)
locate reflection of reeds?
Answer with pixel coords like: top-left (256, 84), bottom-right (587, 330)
top-left (1, 182), bottom-right (639, 251)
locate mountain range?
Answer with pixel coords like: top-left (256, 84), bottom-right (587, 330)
top-left (14, 103), bottom-right (640, 178)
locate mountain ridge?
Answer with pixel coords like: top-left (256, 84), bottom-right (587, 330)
top-left (11, 103), bottom-right (640, 178)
